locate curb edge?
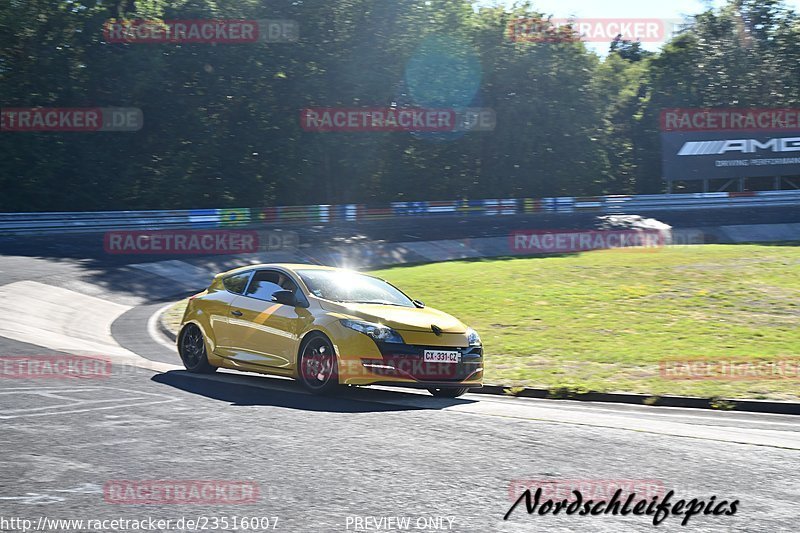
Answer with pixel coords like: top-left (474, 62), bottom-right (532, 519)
top-left (470, 385), bottom-right (800, 415)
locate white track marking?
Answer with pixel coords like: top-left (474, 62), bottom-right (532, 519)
top-left (0, 280), bottom-right (131, 356)
top-left (0, 281), bottom-right (178, 373)
top-left (130, 260), bottom-right (213, 289)
top-left (0, 386), bottom-right (178, 419)
top-left (148, 302), bottom-right (179, 351)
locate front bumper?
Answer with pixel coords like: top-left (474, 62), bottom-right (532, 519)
top-left (339, 341), bottom-right (484, 387)
top-left (366, 381), bottom-right (483, 390)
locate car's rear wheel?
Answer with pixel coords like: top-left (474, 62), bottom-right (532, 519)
top-left (428, 387), bottom-right (470, 398)
top-left (298, 333), bottom-right (339, 394)
top-left (179, 324), bottom-right (216, 374)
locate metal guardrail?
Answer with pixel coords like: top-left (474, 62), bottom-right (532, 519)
top-left (2, 190), bottom-right (800, 235)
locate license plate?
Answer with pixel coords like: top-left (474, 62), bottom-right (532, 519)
top-left (423, 350), bottom-right (460, 363)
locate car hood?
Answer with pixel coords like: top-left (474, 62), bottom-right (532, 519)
top-left (318, 300), bottom-right (467, 333)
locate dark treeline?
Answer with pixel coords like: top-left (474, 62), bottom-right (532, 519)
top-left (1, 0), bottom-right (799, 211)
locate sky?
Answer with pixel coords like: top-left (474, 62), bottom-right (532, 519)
top-left (475, 0), bottom-right (800, 18)
top-left (474, 0), bottom-right (800, 54)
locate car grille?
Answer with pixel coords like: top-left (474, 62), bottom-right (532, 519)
top-left (367, 343), bottom-right (483, 382)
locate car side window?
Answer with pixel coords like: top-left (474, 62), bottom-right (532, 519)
top-left (222, 272), bottom-right (251, 294)
top-left (277, 273), bottom-right (309, 307)
top-left (245, 271), bottom-right (284, 301)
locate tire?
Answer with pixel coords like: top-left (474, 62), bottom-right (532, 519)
top-left (178, 324), bottom-right (217, 374)
top-left (428, 387), bottom-right (470, 398)
top-left (297, 333), bottom-right (339, 394)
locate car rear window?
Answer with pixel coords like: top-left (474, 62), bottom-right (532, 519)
top-left (223, 272), bottom-right (251, 294)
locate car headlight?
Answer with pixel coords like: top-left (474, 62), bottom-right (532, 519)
top-left (466, 327), bottom-right (482, 346)
top-left (340, 319), bottom-right (404, 344)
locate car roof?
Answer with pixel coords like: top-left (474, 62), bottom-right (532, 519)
top-left (218, 263), bottom-right (350, 277)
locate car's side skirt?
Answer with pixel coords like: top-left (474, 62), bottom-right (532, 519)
top-left (215, 354), bottom-right (297, 379)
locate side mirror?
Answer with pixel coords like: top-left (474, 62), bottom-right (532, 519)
top-left (271, 290), bottom-right (297, 306)
top-left (413, 299), bottom-right (425, 308)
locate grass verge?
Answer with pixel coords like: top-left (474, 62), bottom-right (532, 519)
top-left (160, 300), bottom-right (188, 338)
top-left (370, 245), bottom-right (800, 401)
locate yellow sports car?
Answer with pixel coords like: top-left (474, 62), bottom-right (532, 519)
top-left (178, 264), bottom-right (483, 397)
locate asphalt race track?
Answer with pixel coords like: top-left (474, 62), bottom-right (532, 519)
top-left (0, 218), bottom-right (799, 532)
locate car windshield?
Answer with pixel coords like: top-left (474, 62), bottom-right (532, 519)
top-left (297, 270), bottom-right (414, 307)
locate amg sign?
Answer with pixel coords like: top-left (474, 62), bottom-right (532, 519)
top-left (660, 108), bottom-right (800, 181)
top-left (661, 131), bottom-right (800, 181)
top-left (677, 137), bottom-right (800, 156)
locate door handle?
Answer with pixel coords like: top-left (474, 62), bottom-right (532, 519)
top-left (231, 310), bottom-right (243, 316)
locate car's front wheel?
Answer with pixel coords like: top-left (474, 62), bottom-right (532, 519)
top-left (428, 387), bottom-right (470, 398)
top-left (298, 333), bottom-right (339, 394)
top-left (178, 324), bottom-right (217, 374)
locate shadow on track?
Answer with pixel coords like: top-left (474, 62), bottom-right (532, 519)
top-left (152, 370), bottom-right (475, 413)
